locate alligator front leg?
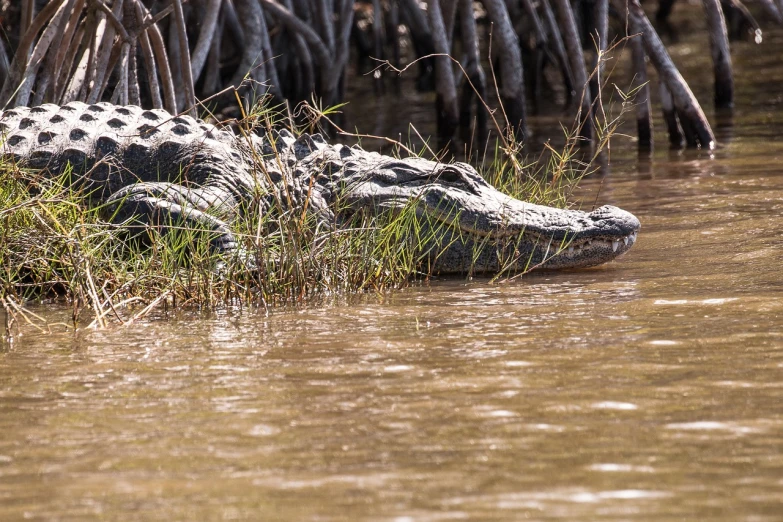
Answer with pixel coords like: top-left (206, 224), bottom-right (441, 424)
top-left (104, 182), bottom-right (238, 254)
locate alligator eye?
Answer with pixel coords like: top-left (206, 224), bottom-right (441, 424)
top-left (436, 167), bottom-right (462, 184)
top-left (430, 166), bottom-right (478, 194)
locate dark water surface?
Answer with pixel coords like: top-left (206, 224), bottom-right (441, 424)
top-left (2, 29), bottom-right (783, 522)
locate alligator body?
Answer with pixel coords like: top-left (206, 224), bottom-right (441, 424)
top-left (0, 102), bottom-right (640, 273)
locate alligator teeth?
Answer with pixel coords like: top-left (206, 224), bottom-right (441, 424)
top-left (567, 246), bottom-right (574, 254)
top-left (612, 240), bottom-right (620, 252)
top-left (623, 236), bottom-right (629, 246)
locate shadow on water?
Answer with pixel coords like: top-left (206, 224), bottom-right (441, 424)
top-left (2, 23), bottom-right (783, 522)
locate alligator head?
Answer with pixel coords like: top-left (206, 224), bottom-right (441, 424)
top-left (317, 151), bottom-right (640, 274)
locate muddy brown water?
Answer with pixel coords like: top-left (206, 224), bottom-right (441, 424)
top-left (2, 30), bottom-right (783, 522)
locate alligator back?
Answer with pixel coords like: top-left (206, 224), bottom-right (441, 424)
top-left (0, 102), bottom-right (252, 200)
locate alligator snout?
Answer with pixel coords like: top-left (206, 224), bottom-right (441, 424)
top-left (588, 205), bottom-right (642, 236)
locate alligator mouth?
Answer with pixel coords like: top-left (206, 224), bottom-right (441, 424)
top-left (454, 226), bottom-right (639, 259)
top-left (450, 223), bottom-right (638, 246)
top-left (426, 204), bottom-right (641, 272)
top-left (558, 230), bottom-right (639, 257)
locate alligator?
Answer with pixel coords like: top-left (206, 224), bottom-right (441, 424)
top-left (0, 102), bottom-right (640, 274)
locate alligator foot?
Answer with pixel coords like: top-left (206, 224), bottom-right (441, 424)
top-left (104, 182), bottom-right (239, 254)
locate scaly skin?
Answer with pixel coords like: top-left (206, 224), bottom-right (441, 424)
top-left (0, 102), bottom-right (640, 273)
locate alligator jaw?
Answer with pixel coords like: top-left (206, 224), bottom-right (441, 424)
top-left (560, 230), bottom-right (640, 259)
top-left (423, 189), bottom-right (642, 273)
top-left (523, 204), bottom-right (641, 270)
top-left (536, 227), bottom-right (640, 269)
